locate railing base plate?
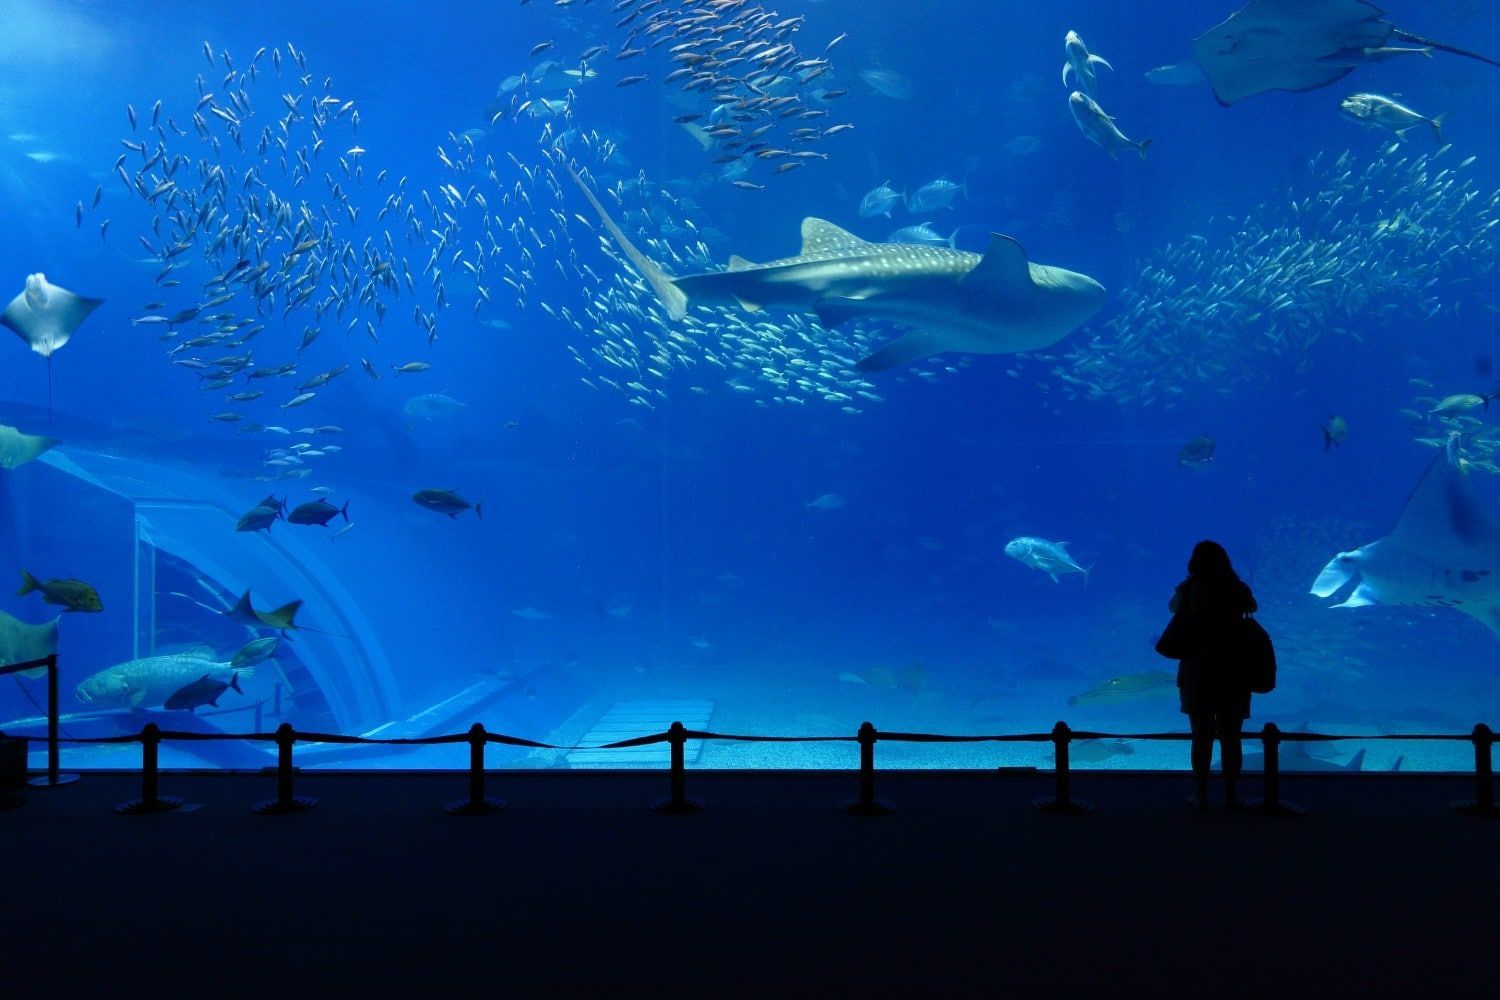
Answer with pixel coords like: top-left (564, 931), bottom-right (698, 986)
top-left (1245, 798), bottom-right (1305, 817)
top-left (838, 797), bottom-right (896, 816)
top-left (447, 797), bottom-right (507, 816)
top-left (1033, 796), bottom-right (1094, 815)
top-left (1450, 800), bottom-right (1500, 817)
top-left (116, 796), bottom-right (184, 815)
top-left (28, 773), bottom-right (79, 788)
top-left (650, 796), bottom-right (705, 815)
top-left (253, 795), bottom-right (317, 815)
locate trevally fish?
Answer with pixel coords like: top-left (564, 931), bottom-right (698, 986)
top-left (165, 672), bottom-right (242, 712)
top-left (1004, 536), bottom-right (1092, 583)
top-left (1062, 30), bottom-right (1113, 99)
top-left (1340, 93), bottom-right (1445, 143)
top-left (1068, 91), bottom-right (1151, 160)
top-left (905, 177), bottom-right (966, 214)
top-left (858, 181), bottom-right (904, 219)
top-left (412, 489), bottom-right (483, 519)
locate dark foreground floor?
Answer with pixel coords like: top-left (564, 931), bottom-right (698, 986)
top-left (2, 768), bottom-right (1495, 996)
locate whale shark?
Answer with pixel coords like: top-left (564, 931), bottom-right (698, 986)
top-left (1311, 454), bottom-right (1500, 636)
top-left (564, 162), bottom-right (1105, 372)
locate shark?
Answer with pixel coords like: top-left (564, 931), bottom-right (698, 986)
top-left (1311, 454), bottom-right (1500, 636)
top-left (563, 162), bottom-right (1105, 372)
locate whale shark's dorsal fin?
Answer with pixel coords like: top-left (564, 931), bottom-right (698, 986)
top-left (963, 236), bottom-right (1035, 297)
top-left (726, 255), bottom-right (757, 271)
top-left (799, 218), bottom-right (871, 255)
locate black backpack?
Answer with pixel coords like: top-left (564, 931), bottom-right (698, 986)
top-left (1235, 614), bottom-right (1277, 694)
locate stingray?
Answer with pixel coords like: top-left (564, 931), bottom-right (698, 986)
top-left (0, 272), bottom-right (104, 417)
top-left (0, 610), bottom-right (60, 679)
top-left (1193, 0), bottom-right (1500, 106)
top-left (0, 422), bottom-right (58, 469)
top-left (1311, 454), bottom-right (1500, 638)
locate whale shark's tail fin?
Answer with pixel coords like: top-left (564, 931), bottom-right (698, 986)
top-left (562, 160), bottom-right (687, 321)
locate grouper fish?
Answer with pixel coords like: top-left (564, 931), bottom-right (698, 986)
top-left (76, 653), bottom-right (254, 711)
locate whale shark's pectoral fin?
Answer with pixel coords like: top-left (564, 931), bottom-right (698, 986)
top-left (1090, 54), bottom-right (1113, 71)
top-left (856, 329), bottom-right (942, 372)
top-left (812, 296), bottom-right (870, 329)
top-left (1062, 62), bottom-right (1074, 87)
top-left (728, 256), bottom-right (764, 312)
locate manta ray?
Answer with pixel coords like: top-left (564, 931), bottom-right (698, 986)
top-left (1193, 0), bottom-right (1500, 106)
top-left (564, 162), bottom-right (1104, 372)
top-left (1, 273), bottom-right (104, 416)
top-left (1311, 454), bottom-right (1500, 636)
top-left (0, 610), bottom-right (60, 679)
top-left (0, 422), bottom-right (58, 469)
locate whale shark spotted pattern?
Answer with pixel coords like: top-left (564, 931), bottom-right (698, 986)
top-left (564, 162), bottom-right (1105, 372)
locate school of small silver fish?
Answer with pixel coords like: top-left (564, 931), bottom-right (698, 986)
top-left (1057, 144), bottom-right (1499, 425)
top-left (89, 42), bottom-right (444, 481)
top-left (507, 0), bottom-right (854, 193)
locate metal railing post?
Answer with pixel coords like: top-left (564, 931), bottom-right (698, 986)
top-left (839, 722), bottom-right (895, 815)
top-left (28, 655), bottom-right (78, 788)
top-left (1249, 722), bottom-right (1305, 816)
top-left (1452, 723), bottom-right (1497, 817)
top-left (1034, 721), bottom-right (1092, 814)
top-left (650, 721), bottom-right (704, 814)
top-left (117, 723), bottom-right (183, 814)
top-left (448, 723), bottom-right (505, 815)
top-left (253, 722), bottom-right (316, 814)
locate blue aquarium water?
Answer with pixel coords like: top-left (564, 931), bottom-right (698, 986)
top-left (1, 0), bottom-right (1498, 772)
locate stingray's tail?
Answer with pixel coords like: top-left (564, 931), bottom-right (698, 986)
top-left (560, 159), bottom-right (687, 321)
top-left (1391, 29), bottom-right (1500, 70)
top-left (46, 354), bottom-right (53, 424)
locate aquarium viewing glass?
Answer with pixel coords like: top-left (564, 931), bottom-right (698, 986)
top-left (2, 0), bottom-right (1497, 772)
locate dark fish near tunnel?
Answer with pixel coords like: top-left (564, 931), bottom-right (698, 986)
top-left (165, 671), bottom-right (242, 712)
top-left (1178, 435), bottom-right (1215, 468)
top-left (287, 498), bottom-right (350, 526)
top-left (412, 489), bottom-right (483, 519)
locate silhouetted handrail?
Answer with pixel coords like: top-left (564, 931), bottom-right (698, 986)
top-left (5, 651), bottom-right (1495, 820)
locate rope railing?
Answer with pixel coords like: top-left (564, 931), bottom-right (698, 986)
top-left (1, 654), bottom-right (1495, 820)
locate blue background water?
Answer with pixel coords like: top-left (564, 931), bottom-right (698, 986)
top-left (1, 0), bottom-right (1498, 769)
